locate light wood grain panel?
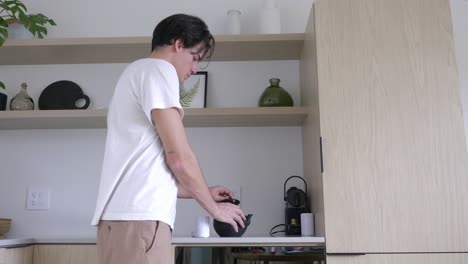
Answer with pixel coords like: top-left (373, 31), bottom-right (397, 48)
top-left (0, 34), bottom-right (304, 65)
top-left (0, 246), bottom-right (33, 264)
top-left (33, 245), bottom-right (97, 264)
top-left (327, 253), bottom-right (468, 264)
top-left (300, 6), bottom-right (325, 237)
top-left (315, 0), bottom-right (468, 253)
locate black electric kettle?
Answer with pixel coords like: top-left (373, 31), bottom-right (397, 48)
top-left (213, 198), bottom-right (253, 237)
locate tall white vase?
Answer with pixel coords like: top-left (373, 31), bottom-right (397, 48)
top-left (258, 0), bottom-right (281, 34)
top-left (227, 9), bottom-right (242, 35)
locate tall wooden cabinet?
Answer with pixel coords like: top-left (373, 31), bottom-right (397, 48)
top-left (301, 0), bottom-right (468, 261)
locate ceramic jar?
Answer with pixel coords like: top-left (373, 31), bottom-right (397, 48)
top-left (10, 83), bottom-right (34, 110)
top-left (227, 9), bottom-right (242, 34)
top-left (6, 19), bottom-right (34, 40)
top-left (258, 0), bottom-right (281, 34)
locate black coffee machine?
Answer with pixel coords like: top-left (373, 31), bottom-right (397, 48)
top-left (284, 175), bottom-right (310, 236)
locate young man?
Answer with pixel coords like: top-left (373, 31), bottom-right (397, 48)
top-left (91, 14), bottom-right (246, 264)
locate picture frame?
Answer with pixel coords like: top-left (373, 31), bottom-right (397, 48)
top-left (180, 71), bottom-right (207, 108)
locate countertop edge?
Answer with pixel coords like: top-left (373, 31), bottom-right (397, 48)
top-left (1, 236), bottom-right (325, 248)
top-left (0, 238), bottom-right (35, 248)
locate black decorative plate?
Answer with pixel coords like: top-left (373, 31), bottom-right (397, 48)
top-left (39, 80), bottom-right (90, 110)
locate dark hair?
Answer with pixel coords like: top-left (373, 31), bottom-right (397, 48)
top-left (151, 14), bottom-right (215, 61)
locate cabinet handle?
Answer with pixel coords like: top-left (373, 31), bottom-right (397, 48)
top-left (320, 137), bottom-right (324, 173)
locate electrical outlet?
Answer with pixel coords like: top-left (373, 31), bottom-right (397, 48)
top-left (26, 188), bottom-right (50, 210)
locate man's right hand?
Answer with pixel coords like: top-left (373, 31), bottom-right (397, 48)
top-left (213, 202), bottom-right (246, 232)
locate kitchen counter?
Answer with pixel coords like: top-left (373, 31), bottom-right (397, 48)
top-left (172, 236), bottom-right (325, 247)
top-left (0, 238), bottom-right (35, 248)
top-left (0, 236), bottom-right (325, 248)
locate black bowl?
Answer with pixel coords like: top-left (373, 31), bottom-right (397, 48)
top-left (213, 214), bottom-right (253, 237)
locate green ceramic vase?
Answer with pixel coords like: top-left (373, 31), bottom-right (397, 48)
top-left (258, 78), bottom-right (294, 107)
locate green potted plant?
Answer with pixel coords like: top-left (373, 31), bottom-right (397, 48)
top-left (0, 0), bottom-right (56, 46)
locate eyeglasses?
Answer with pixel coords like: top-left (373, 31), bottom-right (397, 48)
top-left (184, 48), bottom-right (209, 69)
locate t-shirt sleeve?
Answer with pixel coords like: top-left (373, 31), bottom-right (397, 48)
top-left (138, 64), bottom-right (184, 123)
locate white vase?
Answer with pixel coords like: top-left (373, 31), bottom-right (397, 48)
top-left (258, 0), bottom-right (281, 34)
top-left (7, 22), bottom-right (34, 40)
top-left (227, 9), bottom-right (242, 35)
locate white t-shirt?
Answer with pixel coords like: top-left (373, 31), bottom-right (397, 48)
top-left (91, 58), bottom-right (184, 228)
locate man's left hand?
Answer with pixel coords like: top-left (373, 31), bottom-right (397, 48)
top-left (209, 185), bottom-right (234, 201)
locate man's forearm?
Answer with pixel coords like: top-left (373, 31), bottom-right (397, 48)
top-left (177, 182), bottom-right (193, 198)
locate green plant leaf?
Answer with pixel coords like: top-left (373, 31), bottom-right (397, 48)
top-left (0, 17), bottom-right (7, 45)
top-left (180, 78), bottom-right (200, 107)
top-left (0, 81), bottom-right (5, 89)
top-left (0, 0), bottom-right (56, 45)
top-left (2, 0), bottom-right (27, 18)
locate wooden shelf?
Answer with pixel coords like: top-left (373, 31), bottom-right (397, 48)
top-left (0, 34), bottom-right (304, 65)
top-left (0, 107), bottom-right (307, 129)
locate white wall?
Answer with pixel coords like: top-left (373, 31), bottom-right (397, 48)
top-left (20, 0), bottom-right (313, 37)
top-left (0, 0), bottom-right (313, 239)
top-left (450, 0), bottom-right (468, 148)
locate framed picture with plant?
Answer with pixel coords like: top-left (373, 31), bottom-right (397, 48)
top-left (0, 0), bottom-right (56, 46)
top-left (180, 71), bottom-right (207, 108)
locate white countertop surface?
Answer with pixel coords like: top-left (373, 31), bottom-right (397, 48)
top-left (0, 236), bottom-right (325, 248)
top-left (0, 238), bottom-right (35, 248)
top-left (172, 236), bottom-right (325, 246)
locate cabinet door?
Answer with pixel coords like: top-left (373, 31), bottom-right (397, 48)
top-left (0, 246), bottom-right (33, 264)
top-left (314, 0), bottom-right (468, 253)
top-left (327, 253), bottom-right (468, 264)
top-left (33, 245), bottom-right (97, 264)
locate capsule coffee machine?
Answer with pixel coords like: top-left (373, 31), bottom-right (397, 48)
top-left (284, 175), bottom-right (310, 236)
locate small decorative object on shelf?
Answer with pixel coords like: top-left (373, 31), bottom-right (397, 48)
top-left (180, 71), bottom-right (207, 108)
top-left (6, 18), bottom-right (33, 40)
top-left (227, 9), bottom-right (242, 35)
top-left (258, 0), bottom-right (281, 34)
top-left (10, 82), bottom-right (34, 110)
top-left (258, 78), bottom-right (294, 107)
top-left (39, 80), bottom-right (90, 110)
top-left (0, 81), bottom-right (7, 110)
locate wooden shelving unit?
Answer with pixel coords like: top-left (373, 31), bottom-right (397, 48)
top-left (0, 34), bottom-right (304, 65)
top-left (0, 107), bottom-right (308, 129)
top-left (0, 33), bottom-right (307, 130)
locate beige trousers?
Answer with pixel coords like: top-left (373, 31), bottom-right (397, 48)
top-left (97, 220), bottom-right (172, 264)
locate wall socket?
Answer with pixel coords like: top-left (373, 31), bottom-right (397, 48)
top-left (26, 188), bottom-right (50, 210)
